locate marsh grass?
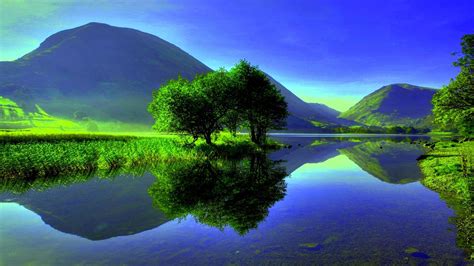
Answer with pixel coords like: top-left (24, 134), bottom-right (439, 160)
top-left (0, 133), bottom-right (199, 180)
top-left (0, 131), bottom-right (268, 182)
top-left (418, 140), bottom-right (473, 260)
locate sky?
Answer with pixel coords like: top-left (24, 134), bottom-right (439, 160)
top-left (1, 0), bottom-right (473, 111)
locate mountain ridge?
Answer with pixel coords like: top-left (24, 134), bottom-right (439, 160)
top-left (339, 83), bottom-right (437, 127)
top-left (0, 22), bottom-right (342, 131)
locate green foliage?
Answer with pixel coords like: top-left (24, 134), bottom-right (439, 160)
top-left (433, 34), bottom-right (474, 136)
top-left (148, 60), bottom-right (288, 146)
top-left (148, 70), bottom-right (235, 144)
top-left (0, 131), bottom-right (265, 183)
top-left (148, 154), bottom-right (287, 235)
top-left (0, 134), bottom-right (198, 180)
top-left (418, 141), bottom-right (474, 260)
top-left (0, 132), bottom-right (286, 236)
top-left (229, 60), bottom-right (288, 145)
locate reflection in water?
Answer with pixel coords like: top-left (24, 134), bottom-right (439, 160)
top-left (0, 174), bottom-right (169, 240)
top-left (0, 152), bottom-right (287, 239)
top-left (339, 141), bottom-right (427, 184)
top-left (0, 136), bottom-right (469, 264)
top-left (148, 154), bottom-right (287, 235)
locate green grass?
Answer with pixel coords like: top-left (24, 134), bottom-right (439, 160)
top-left (418, 140), bottom-right (473, 260)
top-left (0, 135), bottom-right (196, 180)
top-left (0, 131), bottom-right (270, 183)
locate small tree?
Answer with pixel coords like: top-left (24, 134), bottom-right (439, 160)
top-left (148, 71), bottom-right (233, 144)
top-left (230, 60), bottom-right (288, 145)
top-left (433, 34), bottom-right (474, 135)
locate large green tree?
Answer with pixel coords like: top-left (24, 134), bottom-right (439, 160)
top-left (149, 60), bottom-right (288, 145)
top-left (230, 60), bottom-right (288, 145)
top-left (148, 70), bottom-right (233, 144)
top-left (433, 34), bottom-right (474, 135)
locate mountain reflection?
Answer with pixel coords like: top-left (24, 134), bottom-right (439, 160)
top-left (0, 173), bottom-right (169, 240)
top-left (339, 140), bottom-right (426, 184)
top-left (0, 137), bottom-right (429, 240)
top-left (148, 153), bottom-right (288, 235)
top-left (0, 152), bottom-right (287, 239)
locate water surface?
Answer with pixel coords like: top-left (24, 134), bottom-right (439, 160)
top-left (0, 136), bottom-right (468, 264)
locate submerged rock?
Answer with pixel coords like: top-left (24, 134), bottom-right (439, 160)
top-left (299, 243), bottom-right (322, 251)
top-left (404, 247), bottom-right (419, 254)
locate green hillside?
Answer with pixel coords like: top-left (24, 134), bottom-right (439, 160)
top-left (339, 83), bottom-right (437, 127)
top-left (0, 96), bottom-right (78, 130)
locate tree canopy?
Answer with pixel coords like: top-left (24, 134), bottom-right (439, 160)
top-left (433, 34), bottom-right (474, 135)
top-left (230, 60), bottom-right (288, 145)
top-left (148, 60), bottom-right (288, 145)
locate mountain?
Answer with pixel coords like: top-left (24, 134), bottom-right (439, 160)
top-left (0, 96), bottom-right (78, 130)
top-left (0, 22), bottom-right (339, 131)
top-left (308, 103), bottom-right (340, 118)
top-left (339, 83), bottom-right (437, 127)
top-left (0, 96), bottom-right (25, 120)
top-left (0, 22), bottom-right (211, 123)
top-left (267, 76), bottom-right (355, 130)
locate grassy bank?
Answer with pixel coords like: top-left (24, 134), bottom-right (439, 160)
top-left (418, 140), bottom-right (473, 260)
top-left (0, 131), bottom-right (268, 182)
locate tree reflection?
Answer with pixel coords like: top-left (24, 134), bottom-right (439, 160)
top-left (148, 153), bottom-right (287, 235)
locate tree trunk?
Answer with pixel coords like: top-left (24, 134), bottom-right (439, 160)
top-left (250, 125), bottom-right (256, 143)
top-left (254, 126), bottom-right (267, 146)
top-left (204, 133), bottom-right (212, 145)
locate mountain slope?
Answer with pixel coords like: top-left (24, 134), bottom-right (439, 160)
top-left (308, 103), bottom-right (340, 118)
top-left (0, 22), bottom-right (342, 131)
top-left (0, 22), bottom-right (211, 123)
top-left (339, 83), bottom-right (437, 127)
top-left (0, 96), bottom-right (78, 130)
top-left (267, 76), bottom-right (354, 129)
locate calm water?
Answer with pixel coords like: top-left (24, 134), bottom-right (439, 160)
top-left (0, 136), bottom-right (469, 265)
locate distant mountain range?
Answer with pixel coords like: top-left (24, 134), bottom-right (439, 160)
top-left (339, 84), bottom-right (437, 127)
top-left (0, 23), bottom-right (438, 131)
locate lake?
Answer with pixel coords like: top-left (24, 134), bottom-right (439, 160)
top-left (0, 135), bottom-right (468, 265)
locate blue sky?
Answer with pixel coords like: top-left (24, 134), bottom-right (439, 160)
top-left (1, 0), bottom-right (472, 111)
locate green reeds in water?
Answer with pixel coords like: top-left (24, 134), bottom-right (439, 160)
top-left (0, 134), bottom-right (198, 180)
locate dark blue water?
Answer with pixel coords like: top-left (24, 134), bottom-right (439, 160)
top-left (0, 136), bottom-right (468, 265)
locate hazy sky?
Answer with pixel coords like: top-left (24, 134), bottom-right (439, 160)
top-left (1, 0), bottom-right (472, 111)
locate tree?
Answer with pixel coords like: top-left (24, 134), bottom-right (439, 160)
top-left (433, 34), bottom-right (474, 135)
top-left (230, 60), bottom-right (288, 145)
top-left (148, 70), bottom-right (233, 144)
top-left (148, 60), bottom-right (289, 145)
